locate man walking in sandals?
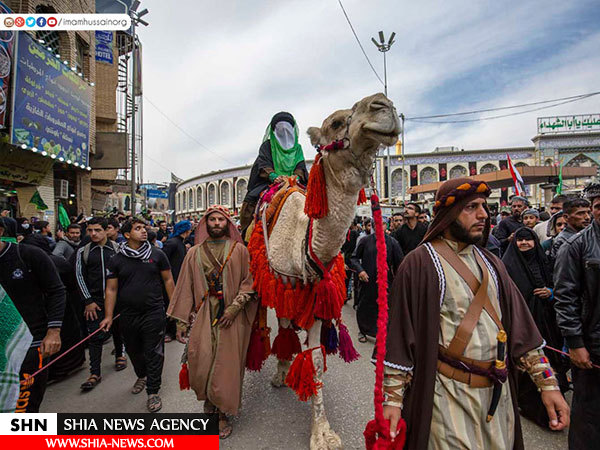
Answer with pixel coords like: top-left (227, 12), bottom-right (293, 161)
top-left (168, 205), bottom-right (257, 439)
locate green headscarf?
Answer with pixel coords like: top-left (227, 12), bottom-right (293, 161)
top-left (262, 121), bottom-right (305, 177)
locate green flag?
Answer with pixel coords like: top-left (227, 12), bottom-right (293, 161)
top-left (29, 190), bottom-right (48, 211)
top-left (0, 285), bottom-right (33, 412)
top-left (58, 203), bottom-right (70, 230)
top-left (556, 161), bottom-right (563, 194)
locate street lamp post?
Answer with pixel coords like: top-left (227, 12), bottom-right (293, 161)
top-left (400, 113), bottom-right (405, 204)
top-left (371, 31), bottom-right (395, 204)
top-left (126, 1), bottom-right (149, 216)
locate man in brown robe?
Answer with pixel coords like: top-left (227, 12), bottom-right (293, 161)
top-left (167, 205), bottom-right (257, 439)
top-left (381, 178), bottom-right (570, 449)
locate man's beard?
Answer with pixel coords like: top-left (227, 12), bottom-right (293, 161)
top-left (449, 220), bottom-right (483, 245)
top-left (207, 224), bottom-right (228, 238)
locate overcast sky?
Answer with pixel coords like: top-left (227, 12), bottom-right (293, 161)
top-left (137, 0), bottom-right (600, 183)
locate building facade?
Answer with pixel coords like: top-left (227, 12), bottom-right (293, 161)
top-left (0, 0), bottom-right (128, 230)
top-left (175, 116), bottom-right (600, 219)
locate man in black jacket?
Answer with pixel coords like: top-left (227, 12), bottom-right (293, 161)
top-left (392, 203), bottom-right (427, 255)
top-left (0, 218), bottom-right (65, 412)
top-left (74, 217), bottom-right (124, 390)
top-left (554, 183), bottom-right (600, 449)
top-left (550, 198), bottom-right (590, 262)
top-left (161, 220), bottom-right (192, 342)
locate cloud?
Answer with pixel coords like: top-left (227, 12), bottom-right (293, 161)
top-left (137, 0), bottom-right (600, 182)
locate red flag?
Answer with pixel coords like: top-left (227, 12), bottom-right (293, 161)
top-left (506, 154), bottom-right (524, 196)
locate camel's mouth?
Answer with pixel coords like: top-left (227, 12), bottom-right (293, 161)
top-left (362, 124), bottom-right (400, 144)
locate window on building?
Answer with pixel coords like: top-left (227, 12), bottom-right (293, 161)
top-left (480, 163), bottom-right (498, 174)
top-left (208, 184), bottom-right (216, 205)
top-left (75, 36), bottom-right (88, 75)
top-left (35, 6), bottom-right (61, 56)
top-left (188, 190), bottom-right (194, 210)
top-left (197, 188), bottom-right (204, 210)
top-left (391, 169), bottom-right (407, 197)
top-left (182, 191), bottom-right (187, 210)
top-left (419, 167), bottom-right (437, 184)
top-left (449, 165), bottom-right (467, 179)
top-left (220, 182), bottom-right (230, 205)
top-left (236, 179), bottom-right (247, 205)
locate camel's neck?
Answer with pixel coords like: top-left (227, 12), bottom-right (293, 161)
top-left (309, 154), bottom-right (363, 267)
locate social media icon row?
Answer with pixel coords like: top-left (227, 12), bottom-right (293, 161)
top-left (3, 16), bottom-right (58, 28)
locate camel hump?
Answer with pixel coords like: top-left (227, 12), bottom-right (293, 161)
top-left (265, 184), bottom-right (306, 236)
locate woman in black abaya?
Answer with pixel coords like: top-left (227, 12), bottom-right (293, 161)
top-left (502, 227), bottom-right (570, 428)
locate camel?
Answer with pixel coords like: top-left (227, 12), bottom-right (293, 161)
top-left (248, 93), bottom-right (400, 449)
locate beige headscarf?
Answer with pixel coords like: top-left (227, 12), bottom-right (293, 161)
top-left (194, 205), bottom-right (244, 246)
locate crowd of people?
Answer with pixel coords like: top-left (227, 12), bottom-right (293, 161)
top-left (1, 175), bottom-right (599, 446)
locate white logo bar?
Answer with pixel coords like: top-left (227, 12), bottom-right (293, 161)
top-left (0, 413), bottom-right (58, 435)
top-left (0, 14), bottom-right (131, 31)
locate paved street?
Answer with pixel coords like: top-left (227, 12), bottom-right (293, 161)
top-left (42, 303), bottom-right (568, 449)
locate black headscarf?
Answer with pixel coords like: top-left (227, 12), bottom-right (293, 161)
top-left (502, 227), bottom-right (552, 299)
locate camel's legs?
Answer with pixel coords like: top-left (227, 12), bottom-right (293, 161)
top-left (271, 318), bottom-right (292, 387)
top-left (307, 321), bottom-right (342, 450)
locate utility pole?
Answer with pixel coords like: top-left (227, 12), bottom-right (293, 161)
top-left (371, 31), bottom-right (395, 204)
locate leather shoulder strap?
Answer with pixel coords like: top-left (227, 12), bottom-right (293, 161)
top-left (431, 240), bottom-right (503, 357)
top-left (431, 240), bottom-right (502, 328)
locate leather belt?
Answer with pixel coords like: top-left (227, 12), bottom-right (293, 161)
top-left (437, 345), bottom-right (494, 388)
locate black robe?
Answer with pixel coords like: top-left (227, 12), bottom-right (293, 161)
top-left (383, 244), bottom-right (544, 450)
top-left (502, 227), bottom-right (570, 427)
top-left (350, 234), bottom-right (403, 337)
top-left (22, 235), bottom-right (85, 381)
top-left (243, 139), bottom-right (308, 204)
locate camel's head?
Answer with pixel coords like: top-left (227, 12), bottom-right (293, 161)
top-left (307, 93), bottom-right (400, 183)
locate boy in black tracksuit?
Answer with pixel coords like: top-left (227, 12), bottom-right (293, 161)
top-left (74, 217), bottom-right (124, 390)
top-left (0, 219), bottom-right (65, 412)
top-left (100, 218), bottom-right (175, 413)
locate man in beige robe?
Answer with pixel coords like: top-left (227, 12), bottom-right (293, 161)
top-left (168, 205), bottom-right (257, 439)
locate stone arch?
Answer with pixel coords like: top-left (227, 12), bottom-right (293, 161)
top-left (449, 165), bottom-right (467, 179)
top-left (182, 191), bottom-right (187, 211)
top-left (390, 169), bottom-right (408, 198)
top-left (480, 163), bottom-right (498, 174)
top-left (220, 180), bottom-right (232, 206)
top-left (565, 153), bottom-right (599, 168)
top-left (545, 158), bottom-right (555, 166)
top-left (236, 178), bottom-right (248, 206)
top-left (188, 188), bottom-right (194, 210)
top-left (207, 183), bottom-right (217, 206)
top-left (197, 185), bottom-right (205, 211)
top-left (419, 166), bottom-right (438, 185)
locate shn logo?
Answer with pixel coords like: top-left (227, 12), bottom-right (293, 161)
top-left (10, 418), bottom-right (48, 432)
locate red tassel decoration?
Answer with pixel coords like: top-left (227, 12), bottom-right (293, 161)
top-left (304, 153), bottom-right (328, 219)
top-left (364, 418), bottom-right (406, 450)
top-left (285, 347), bottom-right (326, 401)
top-left (358, 188), bottom-right (368, 205)
top-left (338, 321), bottom-right (360, 363)
top-left (314, 272), bottom-right (342, 321)
top-left (271, 326), bottom-right (302, 361)
top-left (179, 363), bottom-right (190, 390)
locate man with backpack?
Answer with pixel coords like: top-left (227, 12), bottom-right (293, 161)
top-left (75, 217), bottom-right (126, 391)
